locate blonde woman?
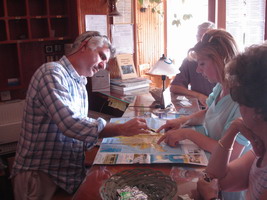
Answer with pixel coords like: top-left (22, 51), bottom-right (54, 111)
top-left (157, 29), bottom-right (250, 200)
top-left (158, 29), bottom-right (250, 158)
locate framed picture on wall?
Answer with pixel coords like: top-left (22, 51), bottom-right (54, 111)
top-left (116, 54), bottom-right (137, 79)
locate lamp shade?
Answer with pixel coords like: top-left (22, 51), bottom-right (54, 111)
top-left (148, 55), bottom-right (179, 76)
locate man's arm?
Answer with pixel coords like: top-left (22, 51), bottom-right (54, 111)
top-left (99, 118), bottom-right (149, 138)
top-left (170, 84), bottom-right (208, 106)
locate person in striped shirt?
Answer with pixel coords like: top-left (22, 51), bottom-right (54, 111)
top-left (11, 31), bottom-right (149, 200)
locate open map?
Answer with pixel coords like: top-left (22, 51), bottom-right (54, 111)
top-left (93, 118), bottom-right (208, 166)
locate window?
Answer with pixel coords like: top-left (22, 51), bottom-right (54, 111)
top-left (167, 0), bottom-right (209, 67)
top-left (167, 0), bottom-right (266, 67)
top-left (226, 0), bottom-right (266, 50)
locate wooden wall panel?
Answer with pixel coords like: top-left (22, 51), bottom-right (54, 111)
top-left (76, 0), bottom-right (165, 87)
top-left (134, 0), bottom-right (164, 70)
top-left (76, 0), bottom-right (109, 34)
top-left (217, 0), bottom-right (226, 29)
top-left (134, 0), bottom-right (165, 87)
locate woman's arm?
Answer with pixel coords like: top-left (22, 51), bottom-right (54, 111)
top-left (218, 151), bottom-right (255, 191)
top-left (205, 118), bottom-right (256, 191)
top-left (229, 141), bottom-right (245, 161)
top-left (157, 109), bottom-right (207, 132)
top-left (157, 128), bottom-right (215, 151)
top-left (158, 126), bottom-right (246, 157)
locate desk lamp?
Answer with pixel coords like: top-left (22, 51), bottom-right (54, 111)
top-left (108, 0), bottom-right (121, 16)
top-left (148, 54), bottom-right (178, 109)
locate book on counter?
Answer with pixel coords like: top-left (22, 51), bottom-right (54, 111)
top-left (111, 86), bottom-right (150, 95)
top-left (110, 77), bottom-right (151, 87)
top-left (111, 83), bottom-right (150, 91)
top-left (110, 77), bottom-right (151, 95)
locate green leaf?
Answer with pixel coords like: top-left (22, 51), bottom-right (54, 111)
top-left (172, 19), bottom-right (181, 27)
top-left (182, 14), bottom-right (193, 20)
top-left (138, 0), bottom-right (143, 5)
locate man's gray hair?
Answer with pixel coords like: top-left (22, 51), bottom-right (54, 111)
top-left (67, 31), bottom-right (116, 58)
top-left (198, 21), bottom-right (215, 31)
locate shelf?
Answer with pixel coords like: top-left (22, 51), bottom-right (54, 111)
top-left (49, 0), bottom-right (69, 15)
top-left (51, 18), bottom-right (69, 37)
top-left (0, 44), bottom-right (20, 89)
top-left (0, 0), bottom-right (4, 17)
top-left (30, 18), bottom-right (49, 38)
top-left (0, 0), bottom-right (77, 99)
top-left (8, 19), bottom-right (28, 40)
top-left (6, 0), bottom-right (26, 17)
top-left (29, 0), bottom-right (47, 16)
top-left (0, 20), bottom-right (6, 41)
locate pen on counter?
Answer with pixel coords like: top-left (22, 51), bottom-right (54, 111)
top-left (149, 128), bottom-right (156, 133)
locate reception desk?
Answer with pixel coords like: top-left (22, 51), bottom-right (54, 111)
top-left (73, 92), bottom-right (204, 200)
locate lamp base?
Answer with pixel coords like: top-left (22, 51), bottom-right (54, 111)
top-left (149, 87), bottom-right (172, 109)
top-left (152, 106), bottom-right (175, 119)
top-left (161, 87), bottom-right (172, 109)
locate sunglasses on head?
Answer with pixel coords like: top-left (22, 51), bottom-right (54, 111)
top-left (81, 32), bottom-right (108, 43)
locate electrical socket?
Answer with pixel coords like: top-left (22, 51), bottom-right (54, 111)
top-left (0, 91), bottom-right (11, 101)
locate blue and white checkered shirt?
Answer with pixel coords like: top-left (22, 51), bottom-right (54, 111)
top-left (11, 56), bottom-right (106, 193)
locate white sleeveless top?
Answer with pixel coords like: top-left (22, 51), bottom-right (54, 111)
top-left (247, 157), bottom-right (267, 200)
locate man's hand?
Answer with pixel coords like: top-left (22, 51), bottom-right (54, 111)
top-left (197, 93), bottom-right (208, 107)
top-left (118, 118), bottom-right (149, 136)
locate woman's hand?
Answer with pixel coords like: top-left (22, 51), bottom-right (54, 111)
top-left (157, 118), bottom-right (187, 133)
top-left (157, 128), bottom-right (190, 146)
top-left (197, 177), bottom-right (220, 200)
top-left (229, 118), bottom-right (265, 157)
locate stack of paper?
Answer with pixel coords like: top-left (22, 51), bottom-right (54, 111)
top-left (110, 77), bottom-right (151, 95)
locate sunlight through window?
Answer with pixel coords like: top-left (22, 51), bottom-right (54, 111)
top-left (167, 0), bottom-right (208, 67)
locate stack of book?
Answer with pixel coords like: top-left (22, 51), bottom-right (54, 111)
top-left (110, 77), bottom-right (151, 95)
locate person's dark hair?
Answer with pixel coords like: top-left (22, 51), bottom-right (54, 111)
top-left (226, 44), bottom-right (267, 121)
top-left (188, 29), bottom-right (238, 84)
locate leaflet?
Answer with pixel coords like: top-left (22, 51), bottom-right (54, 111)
top-left (93, 118), bottom-right (208, 166)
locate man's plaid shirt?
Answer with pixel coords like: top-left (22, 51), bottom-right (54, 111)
top-left (11, 56), bottom-right (106, 193)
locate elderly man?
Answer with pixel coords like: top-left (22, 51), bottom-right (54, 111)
top-left (11, 31), bottom-right (148, 200)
